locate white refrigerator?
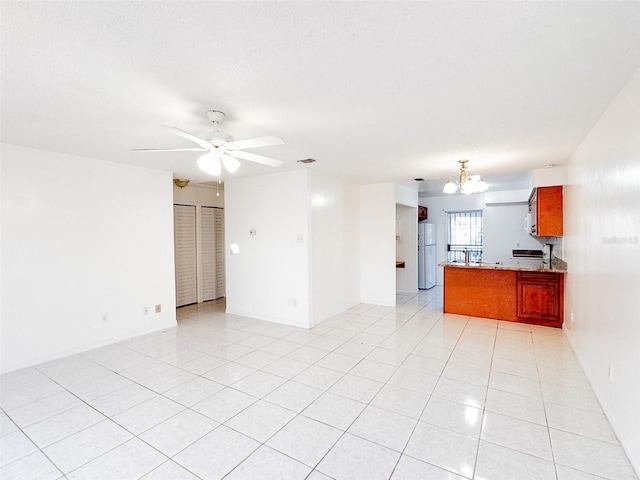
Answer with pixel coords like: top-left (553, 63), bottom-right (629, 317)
top-left (418, 222), bottom-right (436, 290)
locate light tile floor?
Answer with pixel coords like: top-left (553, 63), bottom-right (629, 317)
top-left (1, 288), bottom-right (637, 480)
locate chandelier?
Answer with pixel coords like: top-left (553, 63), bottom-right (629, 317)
top-left (443, 160), bottom-right (488, 194)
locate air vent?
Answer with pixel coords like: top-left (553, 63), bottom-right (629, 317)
top-left (297, 158), bottom-right (317, 164)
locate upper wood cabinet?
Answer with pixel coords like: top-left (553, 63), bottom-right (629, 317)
top-left (529, 185), bottom-right (563, 236)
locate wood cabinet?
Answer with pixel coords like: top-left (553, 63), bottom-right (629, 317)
top-left (517, 271), bottom-right (564, 327)
top-left (529, 186), bottom-right (563, 236)
top-left (443, 266), bottom-right (565, 328)
top-left (418, 206), bottom-right (428, 221)
top-left (444, 267), bottom-right (518, 321)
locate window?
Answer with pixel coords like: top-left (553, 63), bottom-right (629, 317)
top-left (447, 210), bottom-right (483, 262)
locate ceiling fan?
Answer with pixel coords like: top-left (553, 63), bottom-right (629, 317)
top-left (133, 110), bottom-right (284, 176)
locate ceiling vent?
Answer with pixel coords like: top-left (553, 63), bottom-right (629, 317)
top-left (297, 158), bottom-right (317, 164)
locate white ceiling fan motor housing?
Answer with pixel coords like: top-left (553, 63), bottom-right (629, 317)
top-left (205, 131), bottom-right (233, 144)
top-left (205, 110), bottom-right (233, 144)
top-left (206, 110), bottom-right (226, 123)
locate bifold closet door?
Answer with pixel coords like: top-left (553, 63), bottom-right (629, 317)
top-left (174, 205), bottom-right (197, 307)
top-left (214, 208), bottom-right (225, 298)
top-left (201, 207), bottom-right (216, 301)
top-left (201, 207), bottom-right (225, 301)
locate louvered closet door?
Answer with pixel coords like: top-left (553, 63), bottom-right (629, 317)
top-left (201, 207), bottom-right (216, 301)
top-left (214, 208), bottom-right (225, 298)
top-left (174, 205), bottom-right (197, 307)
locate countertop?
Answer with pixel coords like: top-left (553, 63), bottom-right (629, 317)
top-left (439, 261), bottom-right (567, 274)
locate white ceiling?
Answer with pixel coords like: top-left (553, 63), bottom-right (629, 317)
top-left (2, 2), bottom-right (639, 191)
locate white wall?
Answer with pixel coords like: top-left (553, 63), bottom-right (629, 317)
top-left (1, 144), bottom-right (177, 373)
top-left (483, 203), bottom-right (542, 262)
top-left (395, 205), bottom-right (418, 293)
top-left (395, 183), bottom-right (418, 208)
top-left (563, 69), bottom-right (640, 473)
top-left (395, 183), bottom-right (419, 293)
top-left (533, 165), bottom-right (566, 188)
top-left (360, 183), bottom-right (396, 306)
top-left (224, 170), bottom-right (311, 328)
top-left (421, 193), bottom-right (542, 284)
top-left (309, 172), bottom-right (360, 324)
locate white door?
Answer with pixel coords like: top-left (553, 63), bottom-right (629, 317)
top-left (214, 208), bottom-right (225, 298)
top-left (201, 207), bottom-right (216, 301)
top-left (174, 205), bottom-right (197, 307)
top-left (201, 206), bottom-right (225, 301)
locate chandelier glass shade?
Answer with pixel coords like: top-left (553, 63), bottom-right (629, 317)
top-left (443, 160), bottom-right (488, 194)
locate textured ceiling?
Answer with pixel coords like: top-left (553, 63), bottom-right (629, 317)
top-left (2, 2), bottom-right (639, 190)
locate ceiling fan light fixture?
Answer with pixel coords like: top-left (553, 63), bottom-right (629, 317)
top-left (198, 152), bottom-right (222, 176)
top-left (221, 154), bottom-right (241, 173)
top-left (134, 109), bottom-right (285, 173)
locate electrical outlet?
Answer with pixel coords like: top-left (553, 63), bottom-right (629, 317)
top-left (143, 306), bottom-right (149, 315)
top-left (155, 304), bottom-right (161, 313)
top-left (286, 298), bottom-right (297, 307)
top-left (101, 313), bottom-right (108, 322)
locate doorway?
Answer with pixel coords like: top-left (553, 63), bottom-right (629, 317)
top-left (173, 204), bottom-right (225, 307)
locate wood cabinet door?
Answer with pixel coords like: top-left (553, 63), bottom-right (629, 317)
top-left (518, 282), bottom-right (559, 318)
top-left (537, 186), bottom-right (563, 236)
top-left (517, 272), bottom-right (563, 327)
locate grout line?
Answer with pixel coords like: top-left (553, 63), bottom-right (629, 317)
top-left (0, 407), bottom-right (66, 479)
top-left (534, 328), bottom-right (561, 480)
top-left (7, 289), bottom-right (623, 480)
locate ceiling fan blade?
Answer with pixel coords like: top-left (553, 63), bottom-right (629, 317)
top-left (228, 136), bottom-right (284, 150)
top-left (132, 147), bottom-right (208, 152)
top-left (163, 125), bottom-right (212, 149)
top-left (229, 150), bottom-right (283, 167)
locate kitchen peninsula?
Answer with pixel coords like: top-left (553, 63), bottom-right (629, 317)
top-left (442, 262), bottom-right (566, 328)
